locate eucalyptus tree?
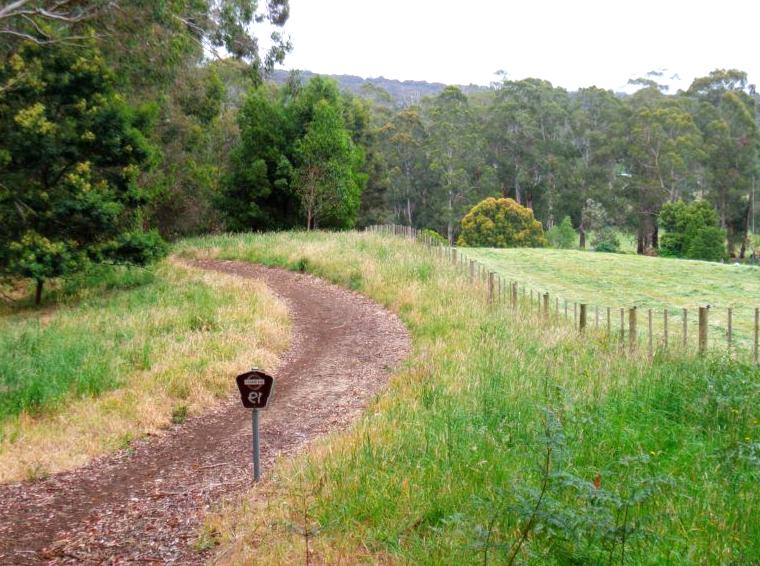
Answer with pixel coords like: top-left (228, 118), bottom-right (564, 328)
top-left (486, 78), bottom-right (575, 224)
top-left (568, 87), bottom-right (627, 246)
top-left (380, 107), bottom-right (430, 226)
top-left (424, 86), bottom-right (494, 243)
top-left (686, 70), bottom-right (759, 256)
top-left (624, 86), bottom-right (704, 253)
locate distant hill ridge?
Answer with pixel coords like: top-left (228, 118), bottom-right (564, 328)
top-left (268, 69), bottom-right (490, 105)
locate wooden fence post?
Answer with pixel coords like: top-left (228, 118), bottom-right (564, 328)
top-left (512, 282), bottom-right (518, 309)
top-left (683, 308), bottom-right (688, 348)
top-left (469, 260), bottom-right (475, 284)
top-left (579, 304), bottom-right (587, 333)
top-left (663, 310), bottom-right (669, 349)
top-left (629, 307), bottom-right (637, 352)
top-left (620, 308), bottom-right (625, 342)
top-left (543, 293), bottom-right (550, 318)
top-left (595, 305), bottom-right (599, 328)
top-left (488, 272), bottom-right (495, 304)
top-left (451, 248), bottom-right (457, 265)
top-left (698, 306), bottom-right (709, 354)
top-left (564, 300), bottom-right (568, 319)
top-left (574, 302), bottom-right (578, 325)
top-left (555, 297), bottom-right (559, 315)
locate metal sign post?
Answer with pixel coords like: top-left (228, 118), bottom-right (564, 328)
top-left (252, 409), bottom-right (261, 481)
top-left (236, 369), bottom-right (275, 482)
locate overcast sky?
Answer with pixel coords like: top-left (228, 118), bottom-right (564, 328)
top-left (273, 0), bottom-right (759, 92)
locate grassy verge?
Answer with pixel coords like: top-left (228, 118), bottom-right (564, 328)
top-left (0, 261), bottom-right (289, 482)
top-left (178, 232), bottom-right (759, 565)
top-left (462, 247), bottom-right (760, 353)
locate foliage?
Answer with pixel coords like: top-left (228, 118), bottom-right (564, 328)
top-left (294, 99), bottom-right (364, 229)
top-left (591, 227), bottom-right (621, 253)
top-left (356, 69), bottom-right (758, 259)
top-left (546, 216), bottom-right (576, 249)
top-left (425, 86), bottom-right (495, 243)
top-left (659, 200), bottom-right (726, 261)
top-left (219, 75), bottom-right (366, 231)
top-left (0, 42), bottom-right (165, 303)
top-left (0, 1), bottom-right (291, 82)
top-left (686, 71), bottom-right (759, 255)
top-left (475, 409), bottom-right (674, 565)
top-left (458, 197), bottom-right (546, 248)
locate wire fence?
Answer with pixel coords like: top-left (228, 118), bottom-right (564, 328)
top-left (366, 223), bottom-right (760, 364)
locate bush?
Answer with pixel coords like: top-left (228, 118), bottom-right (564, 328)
top-left (659, 200), bottom-right (725, 261)
top-left (457, 197), bottom-right (546, 248)
top-left (102, 230), bottom-right (169, 265)
top-left (591, 227), bottom-right (621, 253)
top-left (686, 226), bottom-right (726, 261)
top-left (546, 216), bottom-right (576, 249)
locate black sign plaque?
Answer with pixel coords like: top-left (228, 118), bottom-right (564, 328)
top-left (236, 369), bottom-right (274, 409)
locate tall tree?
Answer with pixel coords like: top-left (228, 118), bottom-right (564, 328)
top-left (624, 87), bottom-right (704, 253)
top-left (568, 87), bottom-right (626, 247)
top-left (0, 42), bottom-right (163, 303)
top-left (687, 70), bottom-right (759, 256)
top-left (426, 86), bottom-right (494, 243)
top-left (381, 107), bottom-right (429, 226)
top-left (294, 99), bottom-right (363, 229)
top-left (486, 78), bottom-right (574, 219)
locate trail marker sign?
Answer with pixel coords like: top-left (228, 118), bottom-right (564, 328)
top-left (236, 369), bottom-right (275, 482)
top-left (236, 369), bottom-right (274, 409)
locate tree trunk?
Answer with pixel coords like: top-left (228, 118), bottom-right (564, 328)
top-left (514, 175), bottom-right (521, 205)
top-left (652, 223), bottom-right (659, 250)
top-left (306, 207), bottom-right (312, 231)
top-left (35, 279), bottom-right (43, 306)
top-left (739, 200), bottom-right (752, 259)
top-left (727, 228), bottom-right (736, 258)
top-left (447, 191), bottom-right (454, 244)
top-left (637, 222), bottom-right (645, 255)
top-left (406, 198), bottom-right (412, 226)
top-left (579, 221), bottom-right (586, 249)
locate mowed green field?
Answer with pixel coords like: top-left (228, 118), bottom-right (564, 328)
top-left (462, 248), bottom-right (760, 352)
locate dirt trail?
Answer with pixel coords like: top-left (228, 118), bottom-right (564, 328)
top-left (0, 260), bottom-right (409, 565)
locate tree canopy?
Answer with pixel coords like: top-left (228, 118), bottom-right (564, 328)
top-left (0, 42), bottom-right (164, 302)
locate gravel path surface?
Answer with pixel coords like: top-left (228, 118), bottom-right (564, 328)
top-left (0, 260), bottom-right (409, 565)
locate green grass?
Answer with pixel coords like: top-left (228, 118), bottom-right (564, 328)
top-left (0, 265), bottom-right (231, 418)
top-left (178, 232), bottom-right (759, 565)
top-left (461, 247), bottom-right (760, 354)
top-left (0, 261), bottom-right (288, 481)
top-left (0, 266), bottom-right (159, 417)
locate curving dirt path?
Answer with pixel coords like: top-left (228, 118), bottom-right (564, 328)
top-left (0, 260), bottom-right (409, 565)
